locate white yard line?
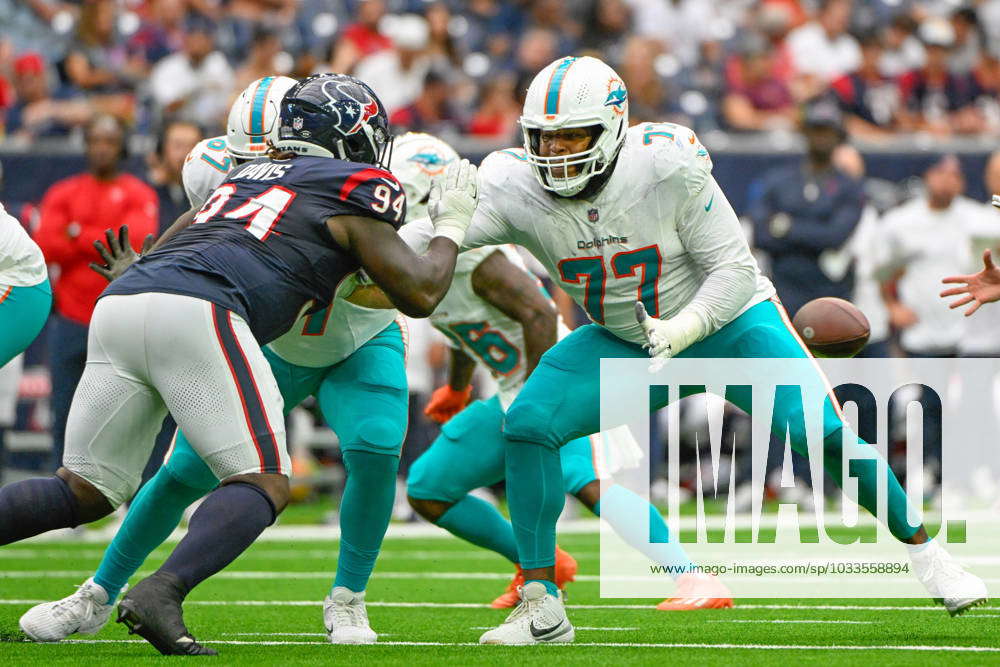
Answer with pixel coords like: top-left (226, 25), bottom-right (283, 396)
top-left (0, 599), bottom-right (961, 612)
top-left (469, 626), bottom-right (639, 631)
top-left (23, 510), bottom-right (1000, 543)
top-left (706, 620), bottom-right (875, 624)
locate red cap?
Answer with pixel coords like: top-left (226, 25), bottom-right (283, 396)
top-left (14, 52), bottom-right (45, 77)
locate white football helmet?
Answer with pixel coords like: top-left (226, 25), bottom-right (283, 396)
top-left (227, 75), bottom-right (299, 162)
top-left (389, 132), bottom-right (459, 220)
top-left (520, 56), bottom-right (628, 197)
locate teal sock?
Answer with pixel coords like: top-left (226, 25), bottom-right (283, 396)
top-left (93, 468), bottom-right (210, 602)
top-left (436, 495), bottom-right (519, 564)
top-left (334, 450), bottom-right (398, 592)
top-left (526, 579), bottom-right (559, 596)
top-left (504, 437), bottom-right (564, 570)
top-left (824, 427), bottom-right (921, 541)
top-left (594, 485), bottom-right (696, 579)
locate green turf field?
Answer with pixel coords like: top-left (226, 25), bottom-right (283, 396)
top-left (0, 531), bottom-right (997, 665)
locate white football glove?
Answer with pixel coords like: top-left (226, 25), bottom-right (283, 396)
top-left (635, 302), bottom-right (704, 372)
top-left (428, 158), bottom-right (478, 247)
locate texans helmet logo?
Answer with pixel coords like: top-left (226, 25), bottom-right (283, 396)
top-left (320, 80), bottom-right (380, 136)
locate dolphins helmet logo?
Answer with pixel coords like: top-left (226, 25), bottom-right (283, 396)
top-left (320, 79), bottom-right (381, 136)
top-left (604, 78), bottom-right (627, 116)
top-left (408, 148), bottom-right (450, 176)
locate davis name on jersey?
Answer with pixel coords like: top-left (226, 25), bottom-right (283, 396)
top-left (106, 155), bottom-right (406, 344)
top-left (465, 123), bottom-right (774, 345)
top-left (182, 136), bottom-right (232, 209)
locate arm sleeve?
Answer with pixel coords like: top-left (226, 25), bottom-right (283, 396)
top-left (460, 155), bottom-right (518, 250)
top-left (317, 165), bottom-right (407, 229)
top-left (674, 176), bottom-right (759, 337)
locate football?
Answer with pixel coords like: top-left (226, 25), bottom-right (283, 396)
top-left (792, 297), bottom-right (871, 358)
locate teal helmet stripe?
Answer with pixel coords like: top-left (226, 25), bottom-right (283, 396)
top-left (544, 57), bottom-right (578, 115)
top-left (249, 76), bottom-right (276, 144)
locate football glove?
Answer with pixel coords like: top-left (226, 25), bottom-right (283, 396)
top-left (428, 159), bottom-right (477, 247)
top-left (89, 225), bottom-right (155, 283)
top-left (635, 302), bottom-right (704, 371)
top-left (424, 385), bottom-right (473, 424)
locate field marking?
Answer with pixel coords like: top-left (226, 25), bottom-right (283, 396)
top-left (470, 626), bottom-right (639, 631)
top-left (52, 639), bottom-right (1000, 652)
top-left (0, 599), bottom-right (969, 612)
top-left (706, 620), bottom-right (875, 624)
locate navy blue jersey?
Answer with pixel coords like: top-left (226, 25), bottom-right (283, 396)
top-left (104, 155), bottom-right (406, 343)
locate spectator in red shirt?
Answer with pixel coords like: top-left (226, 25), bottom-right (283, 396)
top-left (34, 113), bottom-right (157, 467)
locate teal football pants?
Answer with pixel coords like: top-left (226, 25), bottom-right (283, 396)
top-left (407, 395), bottom-right (597, 503)
top-left (408, 395), bottom-right (697, 575)
top-left (503, 299), bottom-right (920, 569)
top-left (0, 279), bottom-right (50, 368)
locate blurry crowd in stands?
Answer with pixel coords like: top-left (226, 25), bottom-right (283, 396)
top-left (7, 0), bottom-right (1000, 147)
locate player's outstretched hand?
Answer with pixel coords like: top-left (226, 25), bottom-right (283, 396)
top-left (424, 385), bottom-right (473, 424)
top-left (940, 249), bottom-right (1000, 317)
top-left (428, 159), bottom-right (478, 247)
top-left (89, 225), bottom-right (154, 283)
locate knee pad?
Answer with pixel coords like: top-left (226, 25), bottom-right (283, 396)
top-left (346, 414), bottom-right (406, 455)
top-left (503, 401), bottom-right (561, 449)
top-left (404, 451), bottom-right (457, 502)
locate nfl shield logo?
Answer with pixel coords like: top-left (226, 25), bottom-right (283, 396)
top-left (588, 208), bottom-right (599, 222)
top-left (292, 116), bottom-right (304, 131)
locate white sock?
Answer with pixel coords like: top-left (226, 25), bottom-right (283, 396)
top-left (906, 538), bottom-right (935, 555)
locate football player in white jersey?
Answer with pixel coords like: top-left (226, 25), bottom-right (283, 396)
top-left (399, 142), bottom-right (732, 610)
top-left (0, 204), bottom-right (50, 368)
top-left (455, 56), bottom-right (986, 644)
top-left (18, 83), bottom-right (445, 647)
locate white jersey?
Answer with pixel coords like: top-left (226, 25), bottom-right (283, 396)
top-left (0, 204), bottom-right (47, 287)
top-left (180, 136), bottom-right (401, 368)
top-left (182, 136), bottom-right (232, 208)
top-left (429, 244), bottom-right (568, 408)
top-left (267, 278), bottom-right (399, 369)
top-left (464, 123), bottom-right (775, 346)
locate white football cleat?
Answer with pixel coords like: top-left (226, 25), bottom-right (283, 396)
top-left (909, 540), bottom-right (988, 616)
top-left (19, 578), bottom-right (114, 642)
top-left (323, 587), bottom-right (377, 644)
top-left (479, 581), bottom-right (574, 645)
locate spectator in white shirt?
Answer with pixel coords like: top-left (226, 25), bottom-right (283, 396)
top-left (786, 0), bottom-right (861, 84)
top-left (879, 155), bottom-right (977, 357)
top-left (148, 13), bottom-right (235, 132)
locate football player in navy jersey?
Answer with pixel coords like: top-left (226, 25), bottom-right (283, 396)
top-left (0, 74), bottom-right (477, 655)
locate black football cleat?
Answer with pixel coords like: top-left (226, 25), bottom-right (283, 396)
top-left (116, 571), bottom-right (217, 656)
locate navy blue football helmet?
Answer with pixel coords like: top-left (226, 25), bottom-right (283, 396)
top-left (276, 73), bottom-right (392, 167)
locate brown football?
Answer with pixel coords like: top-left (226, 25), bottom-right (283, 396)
top-left (792, 297), bottom-right (870, 358)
